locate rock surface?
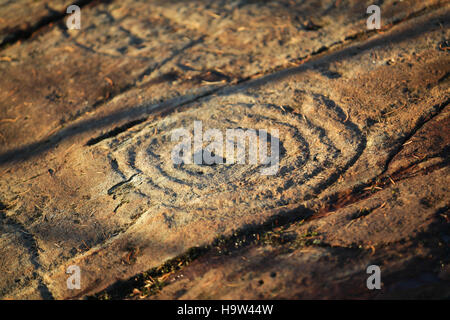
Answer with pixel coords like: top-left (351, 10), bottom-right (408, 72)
top-left (0, 0), bottom-right (448, 299)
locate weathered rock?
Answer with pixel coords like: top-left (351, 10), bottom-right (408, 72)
top-left (0, 0), bottom-right (73, 46)
top-left (0, 0), bottom-right (444, 154)
top-left (144, 164), bottom-right (449, 299)
top-left (0, 0), bottom-right (448, 299)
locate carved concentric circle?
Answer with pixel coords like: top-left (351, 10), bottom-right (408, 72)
top-left (105, 94), bottom-right (362, 217)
